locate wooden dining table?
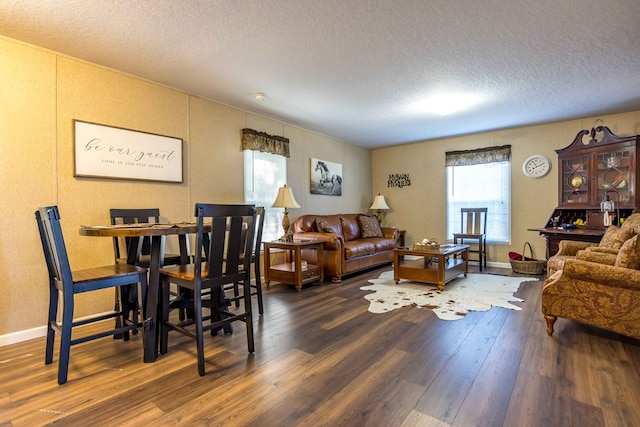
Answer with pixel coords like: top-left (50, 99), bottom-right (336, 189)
top-left (79, 222), bottom-right (198, 362)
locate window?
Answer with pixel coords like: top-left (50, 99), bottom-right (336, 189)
top-left (446, 146), bottom-right (511, 243)
top-left (244, 150), bottom-right (287, 243)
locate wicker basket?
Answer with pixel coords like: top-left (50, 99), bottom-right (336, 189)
top-left (509, 242), bottom-right (546, 275)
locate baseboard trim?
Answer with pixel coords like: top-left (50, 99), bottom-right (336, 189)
top-left (0, 325), bottom-right (47, 347)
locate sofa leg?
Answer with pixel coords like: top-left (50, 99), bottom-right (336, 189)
top-left (544, 314), bottom-right (557, 336)
top-left (332, 276), bottom-right (341, 283)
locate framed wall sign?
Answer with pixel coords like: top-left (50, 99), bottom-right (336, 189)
top-left (73, 120), bottom-right (183, 183)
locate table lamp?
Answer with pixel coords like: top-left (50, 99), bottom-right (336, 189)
top-left (369, 193), bottom-right (390, 223)
top-left (272, 184), bottom-right (301, 241)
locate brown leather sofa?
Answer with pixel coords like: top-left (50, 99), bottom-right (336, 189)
top-left (292, 214), bottom-right (398, 282)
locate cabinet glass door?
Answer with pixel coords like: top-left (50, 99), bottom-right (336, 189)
top-left (561, 155), bottom-right (589, 205)
top-left (597, 148), bottom-right (631, 205)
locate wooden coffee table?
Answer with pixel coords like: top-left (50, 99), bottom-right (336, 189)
top-left (393, 244), bottom-right (469, 291)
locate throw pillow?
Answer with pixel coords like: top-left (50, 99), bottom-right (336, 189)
top-left (315, 218), bottom-right (335, 233)
top-left (358, 215), bottom-right (383, 238)
top-left (615, 235), bottom-right (640, 269)
top-left (599, 225), bottom-right (635, 250)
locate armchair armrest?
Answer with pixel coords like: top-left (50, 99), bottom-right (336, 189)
top-left (293, 231), bottom-right (344, 251)
top-left (561, 259), bottom-right (640, 291)
top-left (576, 250), bottom-right (616, 266)
top-left (554, 240), bottom-right (596, 256)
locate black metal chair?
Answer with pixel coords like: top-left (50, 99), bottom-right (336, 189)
top-left (159, 204), bottom-right (256, 376)
top-left (35, 206), bottom-right (148, 384)
top-left (453, 207), bottom-right (488, 271)
top-left (225, 206), bottom-right (265, 315)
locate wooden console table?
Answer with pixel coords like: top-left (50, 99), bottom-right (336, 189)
top-left (528, 227), bottom-right (604, 259)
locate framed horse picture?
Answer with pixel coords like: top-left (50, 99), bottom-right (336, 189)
top-left (311, 158), bottom-right (343, 196)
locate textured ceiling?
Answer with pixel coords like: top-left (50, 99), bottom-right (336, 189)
top-left (1, 0), bottom-right (639, 148)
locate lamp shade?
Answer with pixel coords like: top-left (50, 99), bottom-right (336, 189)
top-left (272, 184), bottom-right (301, 209)
top-left (369, 194), bottom-right (390, 210)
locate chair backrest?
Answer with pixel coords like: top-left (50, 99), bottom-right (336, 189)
top-left (460, 207), bottom-right (488, 235)
top-left (253, 206), bottom-right (265, 257)
top-left (109, 208), bottom-right (161, 263)
top-left (35, 206), bottom-right (74, 295)
top-left (193, 204), bottom-right (256, 285)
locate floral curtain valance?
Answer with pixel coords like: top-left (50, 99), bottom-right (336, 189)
top-left (445, 145), bottom-right (511, 167)
top-left (241, 128), bottom-right (290, 158)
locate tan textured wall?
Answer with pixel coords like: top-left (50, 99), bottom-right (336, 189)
top-left (372, 112), bottom-right (640, 265)
top-left (0, 36), bottom-right (370, 338)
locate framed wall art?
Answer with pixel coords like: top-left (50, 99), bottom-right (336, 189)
top-left (73, 120), bottom-right (183, 183)
top-left (311, 158), bottom-right (342, 196)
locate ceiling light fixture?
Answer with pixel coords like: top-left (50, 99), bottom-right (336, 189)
top-left (255, 92), bottom-right (267, 101)
top-left (414, 92), bottom-right (479, 116)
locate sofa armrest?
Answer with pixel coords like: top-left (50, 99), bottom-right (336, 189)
top-left (381, 227), bottom-right (398, 241)
top-left (561, 258), bottom-right (640, 291)
top-left (293, 232), bottom-right (344, 251)
top-left (576, 250), bottom-right (616, 266)
top-left (554, 240), bottom-right (596, 256)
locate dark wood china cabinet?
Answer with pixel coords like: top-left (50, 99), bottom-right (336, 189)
top-left (532, 126), bottom-right (640, 258)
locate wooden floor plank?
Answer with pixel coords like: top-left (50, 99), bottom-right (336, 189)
top-left (2, 266), bottom-right (640, 426)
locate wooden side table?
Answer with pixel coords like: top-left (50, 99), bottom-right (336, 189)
top-left (264, 240), bottom-right (324, 291)
top-left (397, 230), bottom-right (407, 247)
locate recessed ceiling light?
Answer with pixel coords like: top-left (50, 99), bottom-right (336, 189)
top-left (255, 92), bottom-right (267, 101)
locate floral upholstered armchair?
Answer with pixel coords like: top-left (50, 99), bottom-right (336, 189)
top-left (542, 234), bottom-right (640, 340)
top-left (546, 214), bottom-right (640, 276)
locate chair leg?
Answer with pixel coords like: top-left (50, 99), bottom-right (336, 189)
top-left (233, 282), bottom-right (240, 308)
top-left (160, 276), bottom-right (170, 355)
top-left (194, 285), bottom-right (206, 376)
top-left (45, 285), bottom-right (58, 365)
top-left (57, 297), bottom-right (74, 385)
top-left (118, 286), bottom-right (131, 341)
top-left (243, 279), bottom-right (255, 353)
top-left (113, 287), bottom-right (124, 340)
top-left (254, 259), bottom-right (264, 315)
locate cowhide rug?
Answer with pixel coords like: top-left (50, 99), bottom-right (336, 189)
top-left (360, 270), bottom-right (538, 320)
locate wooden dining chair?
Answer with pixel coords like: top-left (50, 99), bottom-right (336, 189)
top-left (453, 207), bottom-right (488, 271)
top-left (225, 206), bottom-right (265, 315)
top-left (110, 208), bottom-right (190, 324)
top-left (35, 206), bottom-right (148, 384)
top-left (109, 208), bottom-right (188, 267)
top-left (159, 204), bottom-right (256, 376)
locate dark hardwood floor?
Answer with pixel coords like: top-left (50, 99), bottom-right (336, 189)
top-left (2, 265), bottom-right (640, 426)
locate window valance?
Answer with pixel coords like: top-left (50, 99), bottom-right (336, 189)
top-left (445, 145), bottom-right (511, 167)
top-left (241, 128), bottom-right (290, 158)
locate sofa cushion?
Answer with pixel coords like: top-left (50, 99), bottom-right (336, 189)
top-left (370, 238), bottom-right (398, 252)
top-left (358, 215), bottom-right (383, 238)
top-left (344, 240), bottom-right (376, 259)
top-left (621, 213), bottom-right (640, 235)
top-left (315, 216), bottom-right (342, 235)
top-left (599, 225), bottom-right (635, 250)
top-left (615, 235), bottom-right (640, 269)
top-left (340, 214), bottom-right (361, 241)
top-left (315, 218), bottom-right (333, 233)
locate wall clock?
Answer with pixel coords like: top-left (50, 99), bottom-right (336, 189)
top-left (522, 154), bottom-right (551, 178)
